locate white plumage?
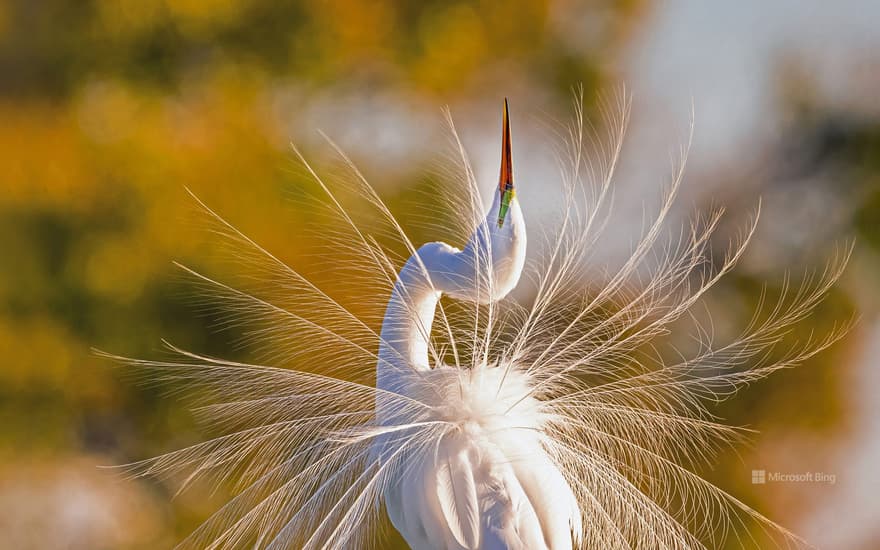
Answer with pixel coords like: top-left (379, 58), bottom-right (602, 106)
top-left (106, 94), bottom-right (850, 549)
top-left (380, 364), bottom-right (582, 550)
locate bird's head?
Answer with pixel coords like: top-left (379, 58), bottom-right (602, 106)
top-left (414, 100), bottom-right (526, 304)
top-left (478, 98), bottom-right (526, 299)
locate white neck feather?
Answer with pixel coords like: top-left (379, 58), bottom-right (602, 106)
top-left (376, 193), bottom-right (525, 395)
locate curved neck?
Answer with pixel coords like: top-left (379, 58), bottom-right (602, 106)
top-left (377, 250), bottom-right (441, 392)
top-left (376, 194), bottom-right (525, 394)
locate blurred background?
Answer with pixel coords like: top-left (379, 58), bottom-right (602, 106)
top-left (1, 1), bottom-right (878, 548)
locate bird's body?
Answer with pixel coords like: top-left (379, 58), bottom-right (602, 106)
top-left (109, 94), bottom-right (849, 550)
top-left (381, 364), bottom-right (579, 550)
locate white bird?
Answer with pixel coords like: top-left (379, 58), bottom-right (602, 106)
top-left (105, 94), bottom-right (850, 549)
top-left (375, 100), bottom-right (580, 549)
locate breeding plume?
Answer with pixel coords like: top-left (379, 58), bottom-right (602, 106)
top-left (107, 94), bottom-right (849, 549)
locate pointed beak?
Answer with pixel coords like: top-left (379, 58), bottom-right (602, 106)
top-left (497, 98), bottom-right (515, 227)
top-left (499, 98), bottom-right (513, 194)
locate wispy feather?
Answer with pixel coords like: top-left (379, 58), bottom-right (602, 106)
top-left (102, 89), bottom-right (851, 549)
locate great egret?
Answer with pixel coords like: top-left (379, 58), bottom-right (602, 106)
top-left (375, 100), bottom-right (580, 549)
top-left (106, 94), bottom-right (850, 549)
